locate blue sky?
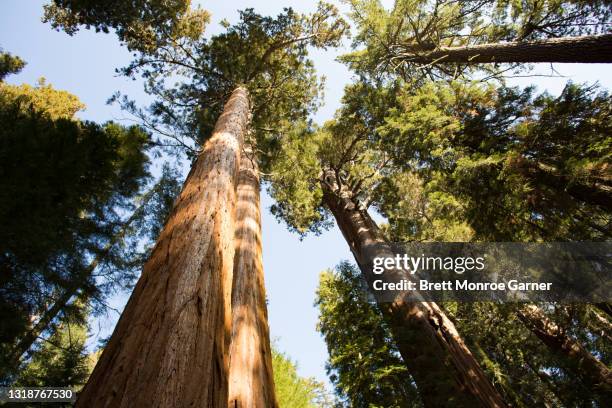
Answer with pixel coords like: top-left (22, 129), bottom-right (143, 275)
top-left (2, 0), bottom-right (611, 390)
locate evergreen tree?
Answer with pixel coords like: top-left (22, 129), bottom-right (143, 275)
top-left (373, 79), bottom-right (612, 403)
top-left (316, 262), bottom-right (422, 408)
top-left (15, 302), bottom-right (90, 390)
top-left (77, 6), bottom-right (347, 406)
top-left (267, 83), bottom-right (507, 407)
top-left (272, 347), bottom-right (331, 408)
top-left (342, 0), bottom-right (612, 80)
top-left (380, 81), bottom-right (610, 241)
top-left (0, 73), bottom-right (160, 383)
top-left (0, 50), bottom-right (26, 81)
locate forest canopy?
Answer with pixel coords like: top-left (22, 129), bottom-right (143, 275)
top-left (0, 0), bottom-right (610, 407)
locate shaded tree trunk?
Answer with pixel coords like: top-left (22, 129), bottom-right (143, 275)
top-left (228, 149), bottom-right (278, 408)
top-left (77, 87), bottom-right (250, 408)
top-left (398, 34), bottom-right (612, 64)
top-left (517, 304), bottom-right (612, 404)
top-left (320, 170), bottom-right (507, 408)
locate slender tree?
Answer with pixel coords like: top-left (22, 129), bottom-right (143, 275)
top-left (516, 304), bottom-right (612, 402)
top-left (267, 85), bottom-right (507, 407)
top-left (6, 168), bottom-right (180, 373)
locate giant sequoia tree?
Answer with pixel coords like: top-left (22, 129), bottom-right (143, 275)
top-left (76, 4), bottom-right (347, 406)
top-left (268, 84), bottom-right (507, 407)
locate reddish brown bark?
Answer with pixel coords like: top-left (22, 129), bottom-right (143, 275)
top-left (76, 87), bottom-right (250, 408)
top-left (517, 304), bottom-right (612, 403)
top-left (321, 170), bottom-right (507, 408)
top-left (227, 150), bottom-right (278, 408)
top-left (397, 34), bottom-right (612, 64)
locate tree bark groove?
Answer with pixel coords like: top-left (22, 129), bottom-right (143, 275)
top-left (400, 34), bottom-right (612, 64)
top-left (76, 87), bottom-right (250, 408)
top-left (228, 150), bottom-right (278, 408)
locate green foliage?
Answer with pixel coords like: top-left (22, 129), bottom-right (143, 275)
top-left (15, 302), bottom-right (91, 389)
top-left (0, 50), bottom-right (26, 81)
top-left (272, 74), bottom-right (611, 405)
top-left (0, 78), bottom-right (85, 119)
top-left (0, 79), bottom-right (156, 381)
top-left (374, 171), bottom-right (474, 242)
top-left (315, 262), bottom-right (421, 408)
top-left (381, 81), bottom-right (611, 240)
top-left (489, 0), bottom-right (612, 41)
top-left (267, 81), bottom-right (399, 235)
top-left (272, 347), bottom-right (331, 408)
top-left (342, 0), bottom-right (612, 79)
top-left (268, 121), bottom-right (331, 234)
top-left (43, 0), bottom-right (210, 53)
top-left (113, 2), bottom-right (348, 160)
top-left (444, 302), bottom-right (611, 407)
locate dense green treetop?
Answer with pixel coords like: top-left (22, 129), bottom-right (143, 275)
top-left (43, 0), bottom-right (210, 53)
top-left (267, 78), bottom-right (610, 243)
top-left (271, 346), bottom-right (332, 408)
top-left (1, 78), bottom-right (85, 119)
top-left (112, 3), bottom-right (348, 166)
top-left (380, 81), bottom-right (611, 241)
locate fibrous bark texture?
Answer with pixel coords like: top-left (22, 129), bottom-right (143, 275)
top-left (398, 34), bottom-right (612, 64)
top-left (321, 171), bottom-right (507, 408)
top-left (77, 87), bottom-right (250, 408)
top-left (228, 150), bottom-right (278, 408)
top-left (517, 304), bottom-right (612, 404)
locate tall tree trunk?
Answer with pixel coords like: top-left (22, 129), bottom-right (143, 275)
top-left (77, 87), bottom-right (250, 408)
top-left (320, 171), bottom-right (507, 408)
top-left (516, 304), bottom-right (612, 403)
top-left (397, 34), bottom-right (612, 64)
top-left (228, 149), bottom-right (278, 408)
